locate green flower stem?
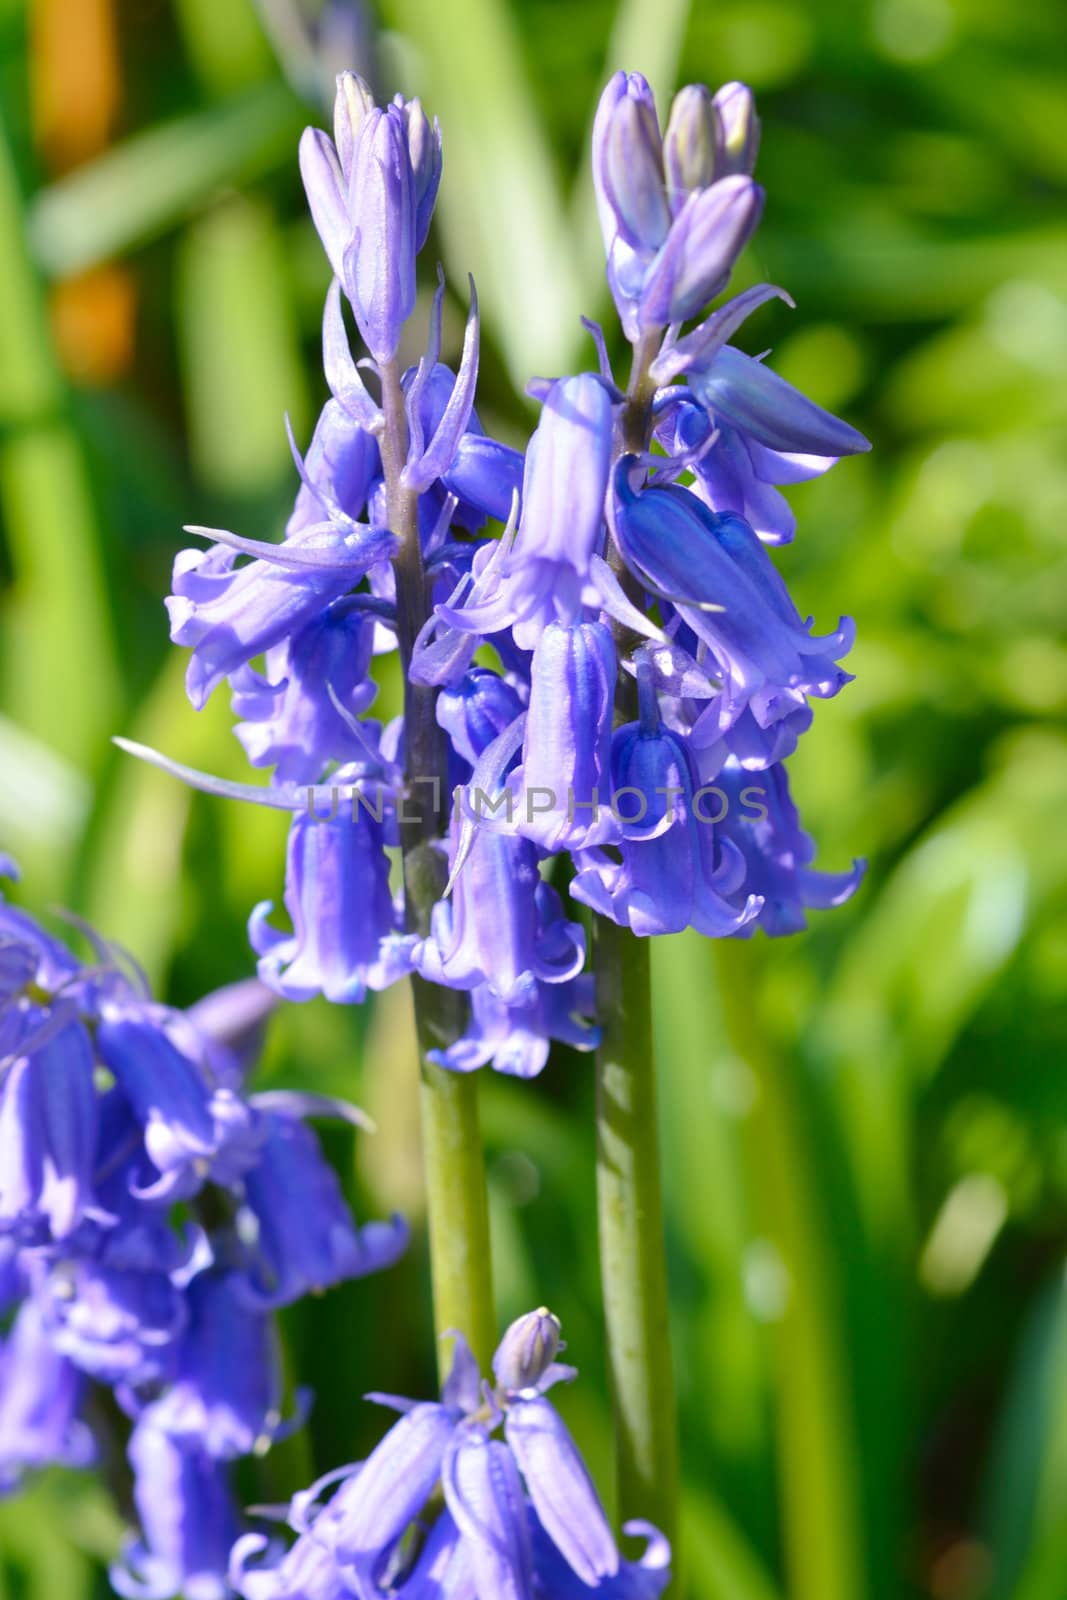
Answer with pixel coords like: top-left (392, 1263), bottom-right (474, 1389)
top-left (593, 324), bottom-right (680, 1570)
top-left (379, 358), bottom-right (496, 1378)
top-left (594, 916), bottom-right (680, 1549)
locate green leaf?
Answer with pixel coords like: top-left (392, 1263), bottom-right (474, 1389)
top-left (176, 194), bottom-right (310, 497)
top-left (27, 83), bottom-right (306, 279)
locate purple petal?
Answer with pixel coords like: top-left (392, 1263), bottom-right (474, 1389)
top-left (504, 1396), bottom-right (618, 1585)
top-left (442, 1429), bottom-right (534, 1600)
top-left (331, 1403), bottom-right (457, 1585)
top-left (403, 278), bottom-right (481, 493)
top-left (695, 344), bottom-right (870, 456)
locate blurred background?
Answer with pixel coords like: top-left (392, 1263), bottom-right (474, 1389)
top-left (1, 0), bottom-right (1066, 1595)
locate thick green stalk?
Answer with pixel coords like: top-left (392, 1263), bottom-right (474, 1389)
top-left (594, 916), bottom-right (679, 1543)
top-left (594, 326), bottom-right (680, 1560)
top-left (379, 359), bottom-right (496, 1378)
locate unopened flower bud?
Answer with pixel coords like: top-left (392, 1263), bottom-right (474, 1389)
top-left (713, 81), bottom-right (760, 177)
top-left (593, 71), bottom-right (671, 253)
top-left (347, 105), bottom-right (417, 362)
top-left (638, 174), bottom-right (764, 327)
top-left (663, 84), bottom-right (718, 207)
top-left (401, 97), bottom-right (443, 250)
top-left (493, 1308), bottom-right (563, 1392)
top-left (333, 71), bottom-right (376, 181)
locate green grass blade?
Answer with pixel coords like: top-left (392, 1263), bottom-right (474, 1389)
top-left (27, 82), bottom-right (306, 278)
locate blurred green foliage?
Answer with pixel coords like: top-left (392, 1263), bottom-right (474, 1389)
top-left (0, 0), bottom-right (1065, 1596)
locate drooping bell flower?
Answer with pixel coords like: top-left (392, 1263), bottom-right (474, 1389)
top-left (508, 620), bottom-right (618, 851)
top-left (570, 679), bottom-right (762, 938)
top-left (111, 1421), bottom-right (240, 1600)
top-left (0, 1298), bottom-right (94, 1492)
top-left (636, 174), bottom-right (764, 329)
top-left (437, 667), bottom-right (526, 772)
top-left (235, 1108), bottom-right (408, 1309)
top-left (289, 397), bottom-right (382, 539)
top-left (613, 461), bottom-right (855, 737)
top-left (0, 1015), bottom-right (99, 1242)
top-left (690, 700), bottom-right (814, 780)
top-left (94, 1004), bottom-right (250, 1200)
top-left (416, 818), bottom-right (586, 1007)
top-left (427, 973), bottom-right (600, 1079)
top-left (34, 1254), bottom-right (189, 1387)
top-left (167, 520), bottom-right (393, 714)
top-left (658, 393), bottom-right (833, 548)
top-left (230, 1312), bottom-right (636, 1600)
top-left (231, 598), bottom-right (378, 783)
top-left (715, 759), bottom-right (865, 936)
top-left (689, 343), bottom-right (871, 461)
top-left (168, 394), bottom-right (390, 712)
top-left (436, 373), bottom-right (622, 652)
top-left (250, 801), bottom-right (413, 1005)
top-left (403, 352), bottom-right (523, 525)
top-left (132, 1273), bottom-right (285, 1460)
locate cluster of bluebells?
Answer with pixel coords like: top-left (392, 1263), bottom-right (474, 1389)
top-left (230, 1308), bottom-right (669, 1600)
top-left (101, 61), bottom-right (872, 1597)
top-left (144, 66), bottom-right (867, 1089)
top-left (0, 859), bottom-right (407, 1599)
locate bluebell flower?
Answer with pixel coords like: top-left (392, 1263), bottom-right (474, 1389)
top-left (416, 820), bottom-right (586, 1007)
top-left (0, 1298), bottom-right (94, 1492)
top-left (34, 1254), bottom-right (190, 1387)
top-left (690, 700), bottom-right (814, 779)
top-left (231, 598), bottom-right (378, 783)
top-left (230, 1311), bottom-right (651, 1599)
top-left (662, 84), bottom-right (717, 202)
top-left (290, 395), bottom-right (382, 538)
top-left (428, 973), bottom-right (599, 1079)
top-left (571, 684), bottom-right (762, 938)
top-left (508, 620), bottom-right (619, 851)
top-left (236, 1107), bottom-right (409, 1308)
top-left (689, 343), bottom-right (871, 460)
top-left (613, 462), bottom-right (854, 738)
top-left (436, 373), bottom-right (625, 651)
top-left (0, 1014), bottom-right (99, 1242)
top-left (250, 803), bottom-right (414, 1005)
top-left (95, 1003), bottom-right (256, 1200)
top-left (112, 1421), bottom-right (240, 1600)
top-left (715, 759), bottom-right (866, 936)
top-left (710, 81), bottom-right (761, 176)
top-left (637, 175), bottom-right (764, 329)
top-left (168, 393), bottom-right (390, 712)
top-left (437, 667), bottom-right (527, 772)
top-left (167, 518), bottom-right (394, 714)
top-left (131, 1272), bottom-right (289, 1459)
